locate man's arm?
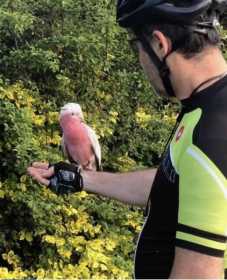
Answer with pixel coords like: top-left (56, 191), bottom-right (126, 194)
top-left (83, 169), bottom-right (156, 206)
top-left (170, 247), bottom-right (223, 279)
top-left (27, 162), bottom-right (157, 206)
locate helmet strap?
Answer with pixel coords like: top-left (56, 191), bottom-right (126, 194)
top-left (136, 32), bottom-right (189, 97)
top-left (136, 33), bottom-right (175, 97)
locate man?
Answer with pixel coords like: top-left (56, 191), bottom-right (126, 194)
top-left (28, 0), bottom-right (227, 278)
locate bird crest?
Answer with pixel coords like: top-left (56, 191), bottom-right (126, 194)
top-left (60, 103), bottom-right (84, 121)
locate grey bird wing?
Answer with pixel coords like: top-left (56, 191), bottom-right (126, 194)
top-left (84, 124), bottom-right (102, 170)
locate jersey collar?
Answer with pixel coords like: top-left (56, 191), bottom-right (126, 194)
top-left (181, 74), bottom-right (227, 111)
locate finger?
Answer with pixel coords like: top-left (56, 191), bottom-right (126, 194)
top-left (32, 162), bottom-right (49, 169)
top-left (40, 167), bottom-right (54, 178)
top-left (28, 167), bottom-right (54, 178)
top-left (27, 167), bottom-right (50, 186)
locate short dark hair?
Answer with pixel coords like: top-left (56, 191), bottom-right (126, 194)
top-left (135, 22), bottom-right (221, 59)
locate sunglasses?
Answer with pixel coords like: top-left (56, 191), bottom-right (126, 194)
top-left (128, 36), bottom-right (141, 54)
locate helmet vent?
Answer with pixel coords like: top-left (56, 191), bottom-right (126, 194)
top-left (118, 0), bottom-right (146, 14)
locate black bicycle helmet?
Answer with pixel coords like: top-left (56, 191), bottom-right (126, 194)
top-left (117, 0), bottom-right (227, 97)
top-left (210, 0), bottom-right (227, 27)
top-left (117, 0), bottom-right (212, 28)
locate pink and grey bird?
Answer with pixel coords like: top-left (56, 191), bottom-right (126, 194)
top-left (59, 103), bottom-right (101, 171)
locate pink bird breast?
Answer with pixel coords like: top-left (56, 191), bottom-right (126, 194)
top-left (60, 114), bottom-right (93, 166)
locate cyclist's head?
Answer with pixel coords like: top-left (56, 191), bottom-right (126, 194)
top-left (116, 0), bottom-right (227, 97)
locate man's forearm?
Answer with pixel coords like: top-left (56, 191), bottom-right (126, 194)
top-left (83, 169), bottom-right (157, 206)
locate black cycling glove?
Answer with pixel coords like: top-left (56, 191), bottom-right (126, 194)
top-left (48, 162), bottom-right (83, 195)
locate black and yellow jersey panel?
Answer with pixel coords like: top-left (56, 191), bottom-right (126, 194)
top-left (134, 75), bottom-right (227, 279)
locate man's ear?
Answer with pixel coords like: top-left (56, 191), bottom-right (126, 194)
top-left (152, 30), bottom-right (171, 58)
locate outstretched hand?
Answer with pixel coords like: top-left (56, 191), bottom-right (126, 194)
top-left (27, 161), bottom-right (84, 195)
top-left (27, 162), bottom-right (54, 186)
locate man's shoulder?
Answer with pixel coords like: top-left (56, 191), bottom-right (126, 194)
top-left (170, 105), bottom-right (227, 177)
top-left (191, 103), bottom-right (227, 177)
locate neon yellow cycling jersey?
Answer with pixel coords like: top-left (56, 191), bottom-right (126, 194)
top-left (135, 76), bottom-right (227, 279)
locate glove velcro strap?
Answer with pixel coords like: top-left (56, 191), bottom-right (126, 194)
top-left (49, 162), bottom-right (83, 195)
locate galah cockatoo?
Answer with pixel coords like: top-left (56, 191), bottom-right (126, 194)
top-left (59, 103), bottom-right (101, 171)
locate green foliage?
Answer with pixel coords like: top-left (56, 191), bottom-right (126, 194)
top-left (0, 84), bottom-right (42, 179)
top-left (0, 0), bottom-right (179, 278)
top-left (0, 176), bottom-right (142, 278)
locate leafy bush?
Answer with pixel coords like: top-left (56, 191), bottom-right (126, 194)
top-left (0, 0), bottom-right (178, 278)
